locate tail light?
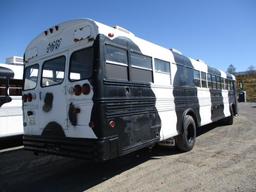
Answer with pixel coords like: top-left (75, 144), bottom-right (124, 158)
top-left (82, 83), bottom-right (90, 95)
top-left (74, 85), bottom-right (82, 96)
top-left (23, 93), bottom-right (36, 102)
top-left (22, 94), bottom-right (28, 102)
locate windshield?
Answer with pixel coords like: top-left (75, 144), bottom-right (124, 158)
top-left (24, 64), bottom-right (39, 90)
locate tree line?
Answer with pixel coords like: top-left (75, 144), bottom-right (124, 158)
top-left (227, 64), bottom-right (256, 75)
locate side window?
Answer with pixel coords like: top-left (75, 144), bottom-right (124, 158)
top-left (130, 52), bottom-right (153, 83)
top-left (130, 52), bottom-right (152, 69)
top-left (231, 80), bottom-right (235, 90)
top-left (69, 47), bottom-right (93, 81)
top-left (193, 70), bottom-right (201, 87)
top-left (227, 80), bottom-right (232, 90)
top-left (154, 59), bottom-right (170, 73)
top-left (42, 56), bottom-right (65, 87)
top-left (106, 45), bottom-right (128, 64)
top-left (201, 72), bottom-right (207, 88)
top-left (174, 65), bottom-right (193, 87)
top-left (24, 64), bottom-right (39, 90)
top-left (221, 78), bottom-right (225, 89)
top-left (0, 78), bottom-right (7, 96)
top-left (212, 75), bottom-right (217, 89)
top-left (216, 76), bottom-right (221, 90)
top-left (105, 45), bottom-right (128, 81)
top-left (207, 74), bottom-right (212, 89)
top-left (224, 79), bottom-right (228, 90)
top-left (9, 79), bottom-right (23, 96)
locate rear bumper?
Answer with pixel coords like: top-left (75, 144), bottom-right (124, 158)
top-left (23, 135), bottom-right (119, 161)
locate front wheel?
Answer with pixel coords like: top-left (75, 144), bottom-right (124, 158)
top-left (175, 115), bottom-right (196, 152)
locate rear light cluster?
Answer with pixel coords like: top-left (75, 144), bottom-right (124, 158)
top-left (23, 93), bottom-right (35, 102)
top-left (108, 120), bottom-right (116, 129)
top-left (73, 83), bottom-right (91, 96)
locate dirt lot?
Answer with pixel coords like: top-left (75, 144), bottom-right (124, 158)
top-left (0, 102), bottom-right (256, 192)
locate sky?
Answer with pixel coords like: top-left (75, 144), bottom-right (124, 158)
top-left (0, 0), bottom-right (255, 72)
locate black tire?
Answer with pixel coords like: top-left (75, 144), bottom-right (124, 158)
top-left (175, 115), bottom-right (196, 152)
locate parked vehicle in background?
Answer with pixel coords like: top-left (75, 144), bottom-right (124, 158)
top-left (0, 56), bottom-right (23, 142)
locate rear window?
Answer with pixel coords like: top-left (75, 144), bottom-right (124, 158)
top-left (24, 64), bottom-right (39, 90)
top-left (41, 56), bottom-right (65, 87)
top-left (69, 47), bottom-right (93, 81)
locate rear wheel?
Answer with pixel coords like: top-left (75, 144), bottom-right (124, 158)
top-left (175, 115), bottom-right (196, 152)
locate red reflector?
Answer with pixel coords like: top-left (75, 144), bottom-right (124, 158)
top-left (74, 85), bottom-right (82, 96)
top-left (109, 120), bottom-right (116, 129)
top-left (27, 93), bottom-right (32, 102)
top-left (82, 83), bottom-right (90, 95)
top-left (108, 33), bottom-right (114, 38)
top-left (22, 94), bottom-right (28, 102)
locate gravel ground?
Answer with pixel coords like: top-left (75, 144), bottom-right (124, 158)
top-left (0, 102), bottom-right (256, 192)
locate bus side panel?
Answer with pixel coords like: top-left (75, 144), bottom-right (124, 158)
top-left (197, 88), bottom-right (212, 126)
top-left (99, 81), bottom-right (161, 154)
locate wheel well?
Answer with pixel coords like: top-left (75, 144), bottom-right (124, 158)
top-left (186, 111), bottom-right (198, 128)
top-left (180, 109), bottom-right (199, 130)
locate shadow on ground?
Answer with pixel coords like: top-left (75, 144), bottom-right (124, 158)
top-left (1, 122), bottom-right (223, 192)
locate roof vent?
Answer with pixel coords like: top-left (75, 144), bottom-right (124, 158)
top-left (5, 56), bottom-right (24, 65)
top-left (113, 26), bottom-right (134, 36)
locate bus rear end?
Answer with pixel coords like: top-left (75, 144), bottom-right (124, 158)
top-left (22, 19), bottom-right (119, 161)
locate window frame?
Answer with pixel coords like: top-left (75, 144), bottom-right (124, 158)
top-left (154, 58), bottom-right (171, 74)
top-left (8, 79), bottom-right (23, 96)
top-left (69, 47), bottom-right (94, 82)
top-left (207, 73), bottom-right (213, 89)
top-left (201, 71), bottom-right (207, 88)
top-left (130, 51), bottom-right (153, 71)
top-left (41, 56), bottom-right (66, 88)
top-left (105, 44), bottom-right (129, 81)
top-left (193, 69), bottom-right (201, 87)
top-left (105, 44), bottom-right (128, 66)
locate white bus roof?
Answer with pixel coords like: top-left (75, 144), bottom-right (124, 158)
top-left (0, 63), bottom-right (23, 79)
top-left (24, 19), bottom-right (174, 64)
top-left (24, 18), bottom-right (235, 80)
